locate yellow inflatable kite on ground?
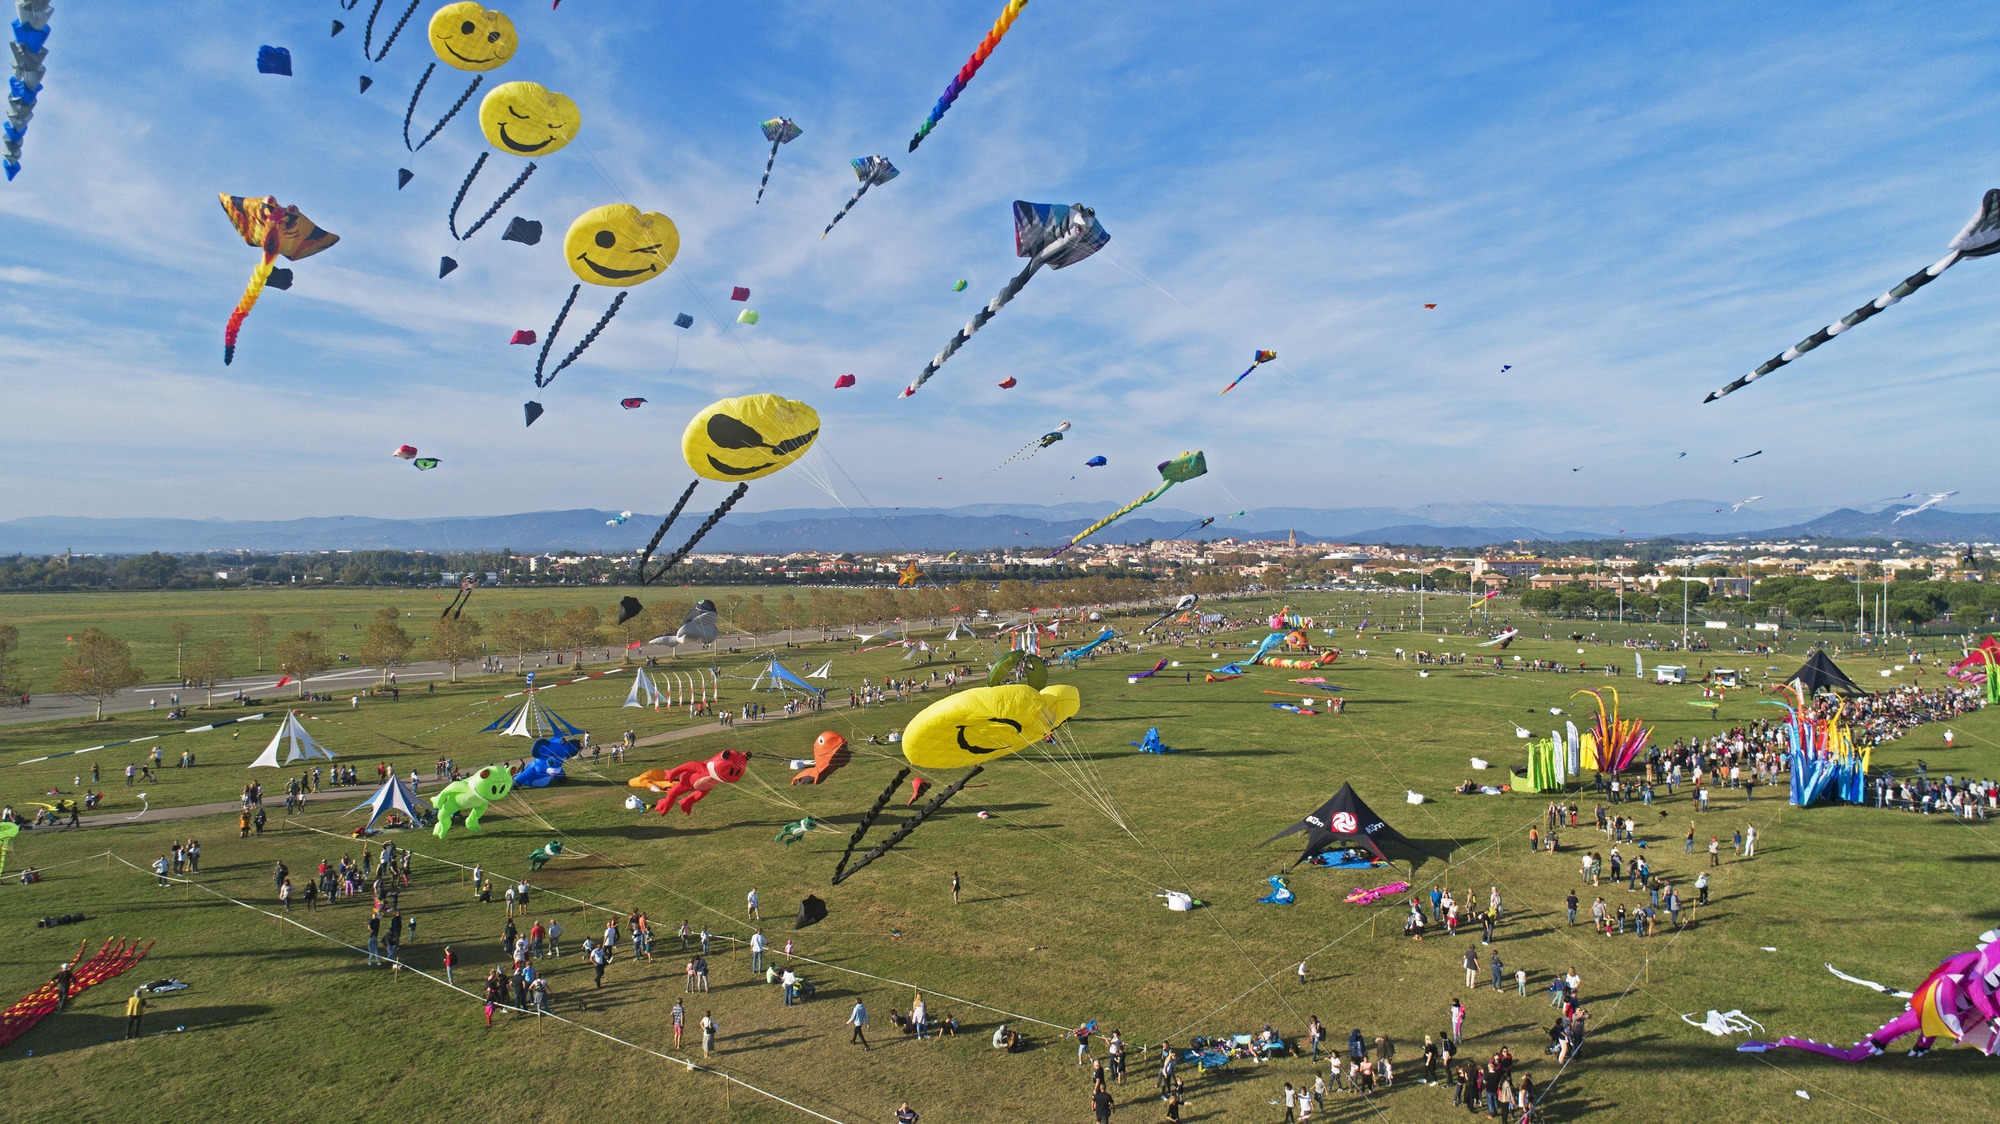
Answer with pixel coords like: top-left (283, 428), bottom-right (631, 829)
top-left (902, 684), bottom-right (1080, 770)
top-left (218, 195), bottom-right (339, 366)
top-left (833, 683), bottom-right (1080, 884)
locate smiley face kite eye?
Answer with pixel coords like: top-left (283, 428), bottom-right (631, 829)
top-left (706, 414), bottom-right (766, 450)
top-left (595, 230), bottom-right (615, 248)
top-left (461, 21), bottom-right (476, 33)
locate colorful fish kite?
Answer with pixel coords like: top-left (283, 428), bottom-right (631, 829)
top-left (620, 397), bottom-right (646, 409)
top-left (1706, 189), bottom-right (2000, 402)
top-left (822, 155), bottom-right (898, 240)
top-left (218, 195), bottom-right (340, 365)
top-left (1218, 349), bottom-right (1277, 395)
top-left (907, 0), bottom-right (1028, 152)
top-left (4, 0), bottom-right (52, 180)
top-left (904, 201), bottom-right (1108, 397)
top-left (1053, 451), bottom-right (1207, 557)
top-left (755, 116), bottom-right (802, 205)
top-left (994, 421), bottom-right (1070, 469)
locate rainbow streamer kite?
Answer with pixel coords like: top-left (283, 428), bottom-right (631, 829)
top-left (1218, 350), bottom-right (1277, 395)
top-left (907, 0), bottom-right (1028, 153)
top-left (218, 194), bottom-right (339, 365)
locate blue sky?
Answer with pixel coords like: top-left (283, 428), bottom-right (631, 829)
top-left (4, 1), bottom-right (1999, 531)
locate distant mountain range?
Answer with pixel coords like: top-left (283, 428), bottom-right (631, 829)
top-left (3, 502), bottom-right (1997, 555)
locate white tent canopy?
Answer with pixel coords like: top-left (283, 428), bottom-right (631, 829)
top-left (352, 775), bottom-right (429, 829)
top-left (625, 668), bottom-right (665, 709)
top-left (249, 711), bottom-right (337, 769)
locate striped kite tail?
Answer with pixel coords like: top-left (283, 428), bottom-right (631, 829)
top-left (224, 256), bottom-right (278, 365)
top-left (904, 257), bottom-right (1039, 396)
top-left (756, 137), bottom-right (781, 205)
top-left (821, 181), bottom-right (874, 240)
top-left (908, 0), bottom-right (1029, 152)
top-left (1705, 250), bottom-right (1961, 402)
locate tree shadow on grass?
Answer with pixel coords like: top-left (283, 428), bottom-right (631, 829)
top-left (1943, 854), bottom-right (2000, 863)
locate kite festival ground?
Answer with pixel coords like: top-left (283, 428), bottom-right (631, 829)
top-left (0, 590), bottom-right (1992, 1122)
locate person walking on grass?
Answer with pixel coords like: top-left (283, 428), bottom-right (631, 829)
top-left (747, 887), bottom-right (761, 921)
top-left (1449, 999), bottom-right (1464, 1044)
top-left (672, 999), bottom-right (685, 1048)
top-left (1709, 836), bottom-right (1721, 866)
top-left (52, 962), bottom-right (75, 1012)
top-left (1744, 822), bottom-right (1758, 858)
top-left (848, 998), bottom-right (870, 1048)
top-left (952, 871), bottom-right (961, 904)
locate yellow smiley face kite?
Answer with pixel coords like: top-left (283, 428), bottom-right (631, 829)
top-left (480, 82), bottom-right (581, 156)
top-left (564, 204), bottom-right (679, 288)
top-left (901, 684), bottom-right (1082, 771)
top-left (429, 2), bottom-right (518, 72)
top-left (683, 395), bottom-right (820, 482)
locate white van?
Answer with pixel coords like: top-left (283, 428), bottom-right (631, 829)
top-left (1654, 665), bottom-right (1687, 684)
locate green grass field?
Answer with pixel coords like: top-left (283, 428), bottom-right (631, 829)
top-left (0, 590), bottom-right (1991, 1122)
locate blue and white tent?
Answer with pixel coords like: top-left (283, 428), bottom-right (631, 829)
top-left (762, 656), bottom-right (824, 697)
top-left (352, 775), bottom-right (429, 829)
top-left (482, 693), bottom-right (585, 739)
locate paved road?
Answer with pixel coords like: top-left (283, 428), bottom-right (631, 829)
top-left (3, 594), bottom-right (1239, 727)
top-left (1, 630), bottom-right (867, 727)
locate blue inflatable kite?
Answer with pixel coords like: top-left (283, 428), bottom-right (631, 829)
top-left (1257, 875), bottom-right (1295, 905)
top-left (512, 736), bottom-right (581, 788)
top-left (1129, 727), bottom-right (1174, 754)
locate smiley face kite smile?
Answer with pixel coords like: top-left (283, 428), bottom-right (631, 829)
top-left (480, 82), bottom-right (581, 156)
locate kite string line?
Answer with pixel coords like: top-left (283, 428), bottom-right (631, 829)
top-left (1329, 705), bottom-right (1901, 1123)
top-left (102, 853), bottom-right (855, 1124)
top-left (291, 819), bottom-right (1069, 1032)
top-left (565, 137), bottom-right (929, 562)
top-left (1097, 245), bottom-right (1575, 554)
